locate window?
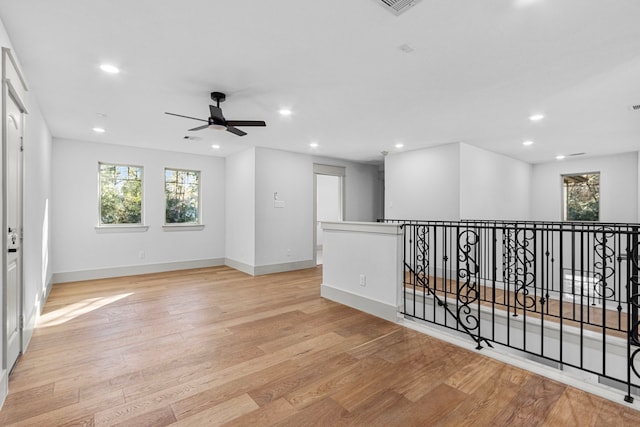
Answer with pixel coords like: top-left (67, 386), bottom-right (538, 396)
top-left (165, 168), bottom-right (200, 224)
top-left (99, 163), bottom-right (143, 225)
top-left (563, 173), bottom-right (600, 221)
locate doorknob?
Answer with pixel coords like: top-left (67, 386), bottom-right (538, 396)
top-left (8, 227), bottom-right (19, 253)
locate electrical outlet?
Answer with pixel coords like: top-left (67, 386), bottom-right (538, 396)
top-left (139, 250), bottom-right (146, 260)
top-left (359, 274), bottom-right (366, 287)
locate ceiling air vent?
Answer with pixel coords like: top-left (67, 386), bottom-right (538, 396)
top-left (374, 0), bottom-right (423, 16)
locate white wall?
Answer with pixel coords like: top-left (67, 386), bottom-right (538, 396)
top-left (224, 147), bottom-right (382, 274)
top-left (22, 100), bottom-right (53, 341)
top-left (52, 139), bottom-right (225, 279)
top-left (385, 143), bottom-right (461, 220)
top-left (225, 147), bottom-right (255, 268)
top-left (459, 143), bottom-right (532, 220)
top-left (255, 148), bottom-right (314, 267)
top-left (530, 152), bottom-right (638, 222)
top-left (1, 17), bottom-right (54, 405)
top-left (312, 155), bottom-right (382, 222)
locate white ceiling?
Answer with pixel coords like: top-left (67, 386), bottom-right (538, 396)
top-left (0, 0), bottom-right (639, 164)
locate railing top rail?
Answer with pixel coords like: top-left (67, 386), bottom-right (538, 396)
top-left (380, 218), bottom-right (640, 233)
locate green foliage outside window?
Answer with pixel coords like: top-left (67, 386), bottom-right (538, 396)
top-left (564, 173), bottom-right (599, 221)
top-left (99, 163), bottom-right (143, 224)
top-left (165, 168), bottom-right (200, 224)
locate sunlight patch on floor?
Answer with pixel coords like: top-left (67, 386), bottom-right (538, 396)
top-left (37, 292), bottom-right (134, 327)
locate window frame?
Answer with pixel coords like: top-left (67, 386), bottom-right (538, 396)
top-left (562, 172), bottom-right (600, 222)
top-left (97, 162), bottom-right (145, 228)
top-left (164, 167), bottom-right (202, 226)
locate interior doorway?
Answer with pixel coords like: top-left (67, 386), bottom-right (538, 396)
top-left (313, 164), bottom-right (345, 265)
top-left (3, 47), bottom-right (28, 375)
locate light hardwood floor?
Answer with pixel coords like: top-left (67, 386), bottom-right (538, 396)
top-left (0, 266), bottom-right (638, 426)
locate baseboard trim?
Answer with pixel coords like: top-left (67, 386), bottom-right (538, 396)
top-left (52, 258), bottom-right (225, 284)
top-left (255, 260), bottom-right (316, 276)
top-left (43, 277), bottom-right (53, 303)
top-left (22, 306), bottom-right (38, 353)
top-left (225, 259), bottom-right (316, 276)
top-left (0, 368), bottom-right (7, 410)
top-left (224, 258), bottom-right (255, 275)
top-left (320, 283), bottom-right (398, 322)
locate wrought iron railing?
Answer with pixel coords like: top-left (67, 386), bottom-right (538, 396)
top-left (381, 219), bottom-right (640, 403)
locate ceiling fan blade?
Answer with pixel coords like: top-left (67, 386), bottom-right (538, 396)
top-left (226, 126), bottom-right (247, 136)
top-left (209, 105), bottom-right (225, 120)
top-left (188, 124), bottom-right (210, 131)
top-left (165, 112), bottom-right (208, 122)
top-left (226, 120), bottom-right (266, 127)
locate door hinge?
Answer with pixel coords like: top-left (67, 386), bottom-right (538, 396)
top-left (19, 314), bottom-right (24, 330)
top-left (20, 136), bottom-right (24, 152)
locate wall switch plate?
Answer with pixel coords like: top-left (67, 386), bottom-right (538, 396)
top-left (274, 200), bottom-right (286, 208)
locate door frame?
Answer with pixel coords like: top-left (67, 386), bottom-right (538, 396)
top-left (2, 46), bottom-right (28, 397)
top-left (312, 164), bottom-right (346, 265)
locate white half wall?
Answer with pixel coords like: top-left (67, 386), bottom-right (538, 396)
top-left (459, 143), bottom-right (532, 220)
top-left (530, 152), bottom-right (638, 222)
top-left (52, 139), bottom-right (225, 280)
top-left (321, 221), bottom-right (403, 322)
top-left (385, 143), bottom-right (461, 220)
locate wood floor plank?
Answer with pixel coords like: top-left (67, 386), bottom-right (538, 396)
top-left (222, 397), bottom-right (296, 426)
top-left (110, 405), bottom-right (176, 427)
top-left (170, 393), bottom-right (258, 426)
top-left (0, 265), bottom-right (638, 426)
top-left (492, 375), bottom-right (567, 426)
top-left (272, 397), bottom-right (347, 427)
top-left (434, 364), bottom-right (532, 426)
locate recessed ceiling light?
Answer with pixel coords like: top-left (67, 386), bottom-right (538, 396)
top-left (211, 144), bottom-right (220, 149)
top-left (529, 114), bottom-right (544, 121)
top-left (99, 64), bottom-right (120, 74)
top-left (309, 142), bottom-right (319, 148)
top-left (556, 155), bottom-right (565, 160)
top-left (92, 127), bottom-right (105, 133)
top-left (522, 140), bottom-right (534, 146)
top-left (395, 143), bottom-right (404, 149)
top-left (279, 109), bottom-right (292, 116)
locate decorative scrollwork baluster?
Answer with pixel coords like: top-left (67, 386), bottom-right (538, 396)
top-left (594, 227), bottom-right (616, 301)
top-left (415, 225), bottom-right (429, 288)
top-left (457, 228), bottom-right (480, 332)
top-left (503, 226), bottom-right (536, 312)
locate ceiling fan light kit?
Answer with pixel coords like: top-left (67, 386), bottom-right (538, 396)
top-left (165, 91), bottom-right (266, 137)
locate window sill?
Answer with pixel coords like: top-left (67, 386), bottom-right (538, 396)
top-left (162, 224), bottom-right (205, 231)
top-left (95, 225), bottom-right (149, 233)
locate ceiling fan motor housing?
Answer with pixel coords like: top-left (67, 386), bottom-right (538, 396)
top-left (209, 116), bottom-right (226, 126)
top-left (211, 92), bottom-right (226, 103)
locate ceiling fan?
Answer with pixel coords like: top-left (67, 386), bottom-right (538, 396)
top-left (165, 92), bottom-right (266, 136)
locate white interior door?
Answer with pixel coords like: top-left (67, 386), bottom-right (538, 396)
top-left (314, 166), bottom-right (345, 265)
top-left (316, 174), bottom-right (343, 248)
top-left (5, 93), bottom-right (23, 371)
